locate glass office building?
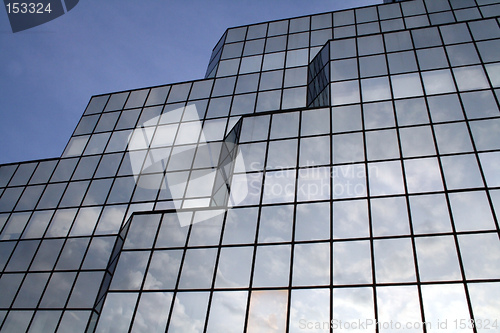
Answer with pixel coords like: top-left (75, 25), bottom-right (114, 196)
top-left (1, 0), bottom-right (500, 331)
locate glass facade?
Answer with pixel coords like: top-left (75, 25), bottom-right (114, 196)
top-left (1, 0), bottom-right (500, 332)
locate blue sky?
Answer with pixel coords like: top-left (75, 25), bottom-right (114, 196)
top-left (0, 0), bottom-right (378, 165)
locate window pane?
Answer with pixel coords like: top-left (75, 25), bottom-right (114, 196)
top-left (145, 86), bottom-right (169, 106)
top-left (333, 199), bottom-right (369, 239)
top-left (267, 139), bottom-right (298, 169)
top-left (374, 238), bottom-right (416, 283)
top-left (22, 210), bottom-right (53, 239)
top-left (169, 292), bottom-right (209, 333)
top-left (441, 154), bottom-right (484, 190)
top-left (131, 292), bottom-right (173, 333)
top-left (332, 105), bottom-right (362, 132)
top-left (358, 35), bottom-right (384, 56)
top-left (292, 242), bottom-right (330, 286)
top-left (332, 288), bottom-right (375, 328)
top-left (333, 240), bottom-right (372, 284)
top-left (215, 247), bottom-right (253, 288)
top-left (206, 291), bottom-right (247, 333)
top-left (421, 284), bottom-right (472, 332)
top-left (124, 214), bottom-right (161, 249)
top-left (247, 290), bottom-right (288, 333)
top-left (391, 73), bottom-right (424, 98)
top-left (404, 158), bottom-right (443, 193)
top-left (332, 58), bottom-right (359, 80)
top-left (427, 94), bottom-right (464, 122)
top-left (82, 236), bottom-right (115, 269)
top-left (371, 196), bottom-right (410, 236)
top-left (178, 248), bottom-right (217, 289)
top-left (188, 211), bottom-right (223, 246)
top-left (332, 164), bottom-right (367, 199)
top-left (46, 208), bottom-right (77, 238)
top-left (1, 311), bottom-right (33, 333)
top-left (263, 170), bottom-right (296, 204)
top-left (62, 135), bottom-right (89, 157)
top-left (422, 70), bottom-right (456, 95)
top-left (360, 54), bottom-right (387, 77)
top-left (366, 130), bottom-right (399, 160)
top-left (417, 47), bottom-right (448, 70)
top-left (301, 108), bottom-right (330, 135)
top-left (28, 311), bottom-right (61, 332)
top-left (399, 126), bottom-right (435, 157)
top-left (434, 123), bottom-right (473, 153)
top-left (415, 236), bottom-right (461, 282)
top-left (361, 77), bottom-right (391, 102)
top-left (295, 202), bottom-right (330, 241)
top-left (40, 272), bottom-right (76, 308)
top-left (270, 112), bottom-right (299, 139)
top-left (333, 132), bottom-right (364, 164)
top-left (479, 152), bottom-right (500, 187)
top-left (461, 90), bottom-right (499, 119)
top-left (253, 245), bottom-right (291, 288)
top-left (363, 101), bottom-right (395, 129)
top-left (67, 271), bottom-right (104, 308)
top-left (299, 136), bottom-right (330, 166)
top-left (470, 119), bottom-right (500, 150)
top-left (376, 286), bottom-right (422, 333)
top-left (289, 289), bottom-right (329, 333)
top-left (449, 191), bottom-right (496, 231)
top-left (453, 66), bottom-right (490, 91)
top-left (105, 92), bottom-right (128, 111)
top-left (331, 80), bottom-right (360, 105)
top-left (56, 237), bottom-right (89, 270)
top-left (110, 251), bottom-right (149, 290)
top-left (468, 282), bottom-right (500, 333)
top-left (96, 293), bottom-right (138, 333)
top-left (30, 238), bottom-right (64, 271)
top-left (13, 273), bottom-right (50, 308)
top-left (222, 207), bottom-right (258, 244)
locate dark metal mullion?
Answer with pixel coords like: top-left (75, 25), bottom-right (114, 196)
top-left (384, 24), bottom-right (429, 333)
top-left (463, 19), bottom-right (500, 233)
top-left (164, 213), bottom-right (195, 333)
top-left (433, 23), bottom-right (479, 333)
top-left (408, 19), bottom-right (463, 332)
top-left (127, 211), bottom-right (165, 333)
top-left (328, 70), bottom-right (334, 333)
top-left (206, 209), bottom-right (229, 326)
top-left (277, 20), bottom-right (292, 112)
top-left (89, 198), bottom-right (141, 331)
top-left (352, 25), bottom-right (380, 332)
top-left (284, 98), bottom-right (303, 333)
top-left (243, 42), bottom-right (275, 331)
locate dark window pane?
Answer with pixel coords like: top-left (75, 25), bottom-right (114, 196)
top-left (84, 95), bottom-right (109, 115)
top-left (29, 160), bottom-right (57, 184)
top-left (104, 92), bottom-right (129, 112)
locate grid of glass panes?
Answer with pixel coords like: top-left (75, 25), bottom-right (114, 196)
top-left (210, 0), bottom-right (500, 112)
top-left (94, 95), bottom-right (500, 331)
top-left (0, 79), bottom-right (249, 331)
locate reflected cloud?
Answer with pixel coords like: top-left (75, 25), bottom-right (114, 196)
top-left (169, 292), bottom-right (209, 333)
top-left (247, 290), bottom-right (288, 333)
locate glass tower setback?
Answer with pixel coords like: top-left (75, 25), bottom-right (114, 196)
top-left (1, 0), bottom-right (500, 332)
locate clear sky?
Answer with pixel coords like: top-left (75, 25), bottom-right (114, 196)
top-left (0, 0), bottom-right (379, 165)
